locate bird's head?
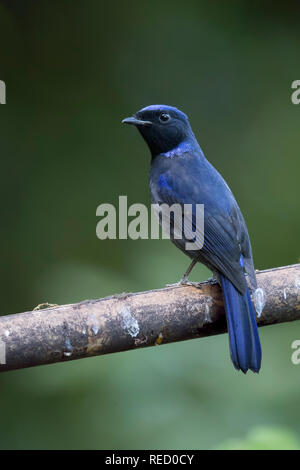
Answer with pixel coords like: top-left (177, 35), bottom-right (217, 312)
top-left (122, 105), bottom-right (195, 157)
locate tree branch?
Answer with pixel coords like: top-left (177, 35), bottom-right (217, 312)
top-left (0, 264), bottom-right (299, 372)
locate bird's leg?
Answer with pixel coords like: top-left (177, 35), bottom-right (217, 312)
top-left (179, 259), bottom-right (198, 284)
top-left (206, 270), bottom-right (220, 284)
top-left (166, 259), bottom-right (199, 287)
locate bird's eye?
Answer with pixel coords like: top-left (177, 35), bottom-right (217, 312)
top-left (159, 113), bottom-right (171, 122)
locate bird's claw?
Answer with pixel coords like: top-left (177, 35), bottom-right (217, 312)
top-left (165, 281), bottom-right (182, 288)
top-left (207, 276), bottom-right (218, 284)
top-left (181, 280), bottom-right (202, 287)
top-left (166, 280), bottom-right (201, 288)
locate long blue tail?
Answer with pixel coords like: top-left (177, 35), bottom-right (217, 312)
top-left (221, 275), bottom-right (262, 373)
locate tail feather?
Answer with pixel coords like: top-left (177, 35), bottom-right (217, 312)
top-left (221, 274), bottom-right (262, 373)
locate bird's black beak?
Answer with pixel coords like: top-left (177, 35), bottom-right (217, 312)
top-left (122, 116), bottom-right (152, 127)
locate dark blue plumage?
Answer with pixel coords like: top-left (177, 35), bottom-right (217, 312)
top-left (123, 104), bottom-right (262, 373)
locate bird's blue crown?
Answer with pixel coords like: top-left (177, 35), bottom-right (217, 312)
top-left (138, 104), bottom-right (188, 121)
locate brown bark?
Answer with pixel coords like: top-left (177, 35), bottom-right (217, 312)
top-left (0, 264), bottom-right (299, 372)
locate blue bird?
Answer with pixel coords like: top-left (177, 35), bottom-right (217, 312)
top-left (123, 105), bottom-right (262, 373)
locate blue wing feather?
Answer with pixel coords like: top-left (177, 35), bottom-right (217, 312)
top-left (150, 151), bottom-right (261, 373)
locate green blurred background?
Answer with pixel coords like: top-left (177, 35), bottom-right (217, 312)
top-left (0, 0), bottom-right (300, 450)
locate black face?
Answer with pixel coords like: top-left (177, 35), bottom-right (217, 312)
top-left (122, 105), bottom-right (192, 157)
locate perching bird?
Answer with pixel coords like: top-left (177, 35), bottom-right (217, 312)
top-left (122, 105), bottom-right (261, 373)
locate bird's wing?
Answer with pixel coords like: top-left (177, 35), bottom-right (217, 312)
top-left (152, 164), bottom-right (255, 293)
top-left (230, 204), bottom-right (257, 290)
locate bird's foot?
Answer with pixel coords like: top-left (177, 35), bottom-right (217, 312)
top-left (166, 278), bottom-right (201, 288)
top-left (206, 276), bottom-right (218, 283)
top-left (205, 271), bottom-right (220, 285)
top-left (165, 281), bottom-right (182, 288)
top-left (180, 280), bottom-right (202, 287)
top-left (166, 275), bottom-right (189, 287)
